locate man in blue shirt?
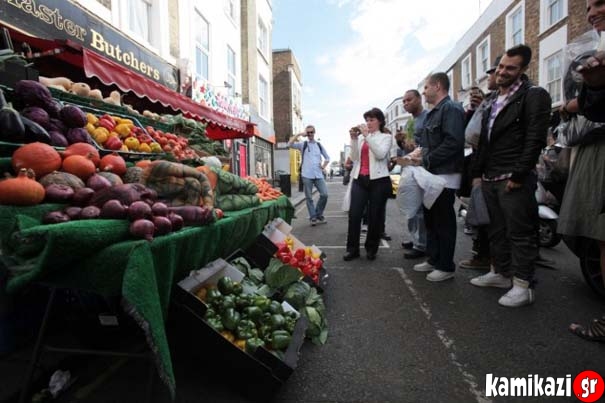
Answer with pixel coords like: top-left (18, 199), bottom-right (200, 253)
top-left (289, 125), bottom-right (330, 226)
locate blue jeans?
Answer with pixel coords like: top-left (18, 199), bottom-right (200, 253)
top-left (302, 176), bottom-right (328, 220)
top-left (408, 208), bottom-right (427, 251)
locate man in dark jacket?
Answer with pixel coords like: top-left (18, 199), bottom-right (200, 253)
top-left (406, 72), bottom-right (465, 282)
top-left (470, 45), bottom-right (551, 307)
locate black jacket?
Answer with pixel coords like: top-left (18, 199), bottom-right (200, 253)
top-left (472, 80), bottom-right (551, 183)
top-left (421, 96), bottom-right (466, 175)
top-left (579, 84), bottom-right (605, 123)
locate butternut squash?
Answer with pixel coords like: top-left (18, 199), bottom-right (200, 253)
top-left (38, 76), bottom-right (73, 91)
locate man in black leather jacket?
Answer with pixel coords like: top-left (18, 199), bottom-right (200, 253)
top-left (470, 45), bottom-right (551, 308)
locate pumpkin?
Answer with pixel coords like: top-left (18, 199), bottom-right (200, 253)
top-left (62, 143), bottom-right (100, 166)
top-left (99, 153), bottom-right (127, 176)
top-left (12, 142), bottom-right (62, 178)
top-left (0, 168), bottom-right (45, 206)
top-left (135, 159), bottom-right (152, 169)
top-left (39, 171), bottom-right (85, 190)
top-left (62, 154), bottom-right (96, 180)
top-left (98, 171), bottom-right (124, 186)
top-left (196, 165), bottom-right (218, 190)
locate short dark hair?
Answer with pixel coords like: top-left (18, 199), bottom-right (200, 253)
top-left (363, 107), bottom-right (386, 132)
top-left (404, 89), bottom-right (421, 98)
top-left (505, 44), bottom-right (532, 68)
top-left (429, 72), bottom-right (450, 92)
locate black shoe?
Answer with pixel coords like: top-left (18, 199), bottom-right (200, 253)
top-left (367, 252), bottom-right (377, 260)
top-left (401, 242), bottom-right (413, 249)
top-left (404, 249), bottom-right (426, 259)
top-left (343, 251), bottom-right (360, 261)
top-left (380, 233), bottom-right (392, 241)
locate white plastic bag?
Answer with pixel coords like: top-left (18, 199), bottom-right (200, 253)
top-left (341, 180), bottom-right (352, 212)
top-left (411, 166), bottom-right (447, 209)
top-left (563, 31), bottom-right (599, 102)
top-left (397, 166), bottom-right (422, 219)
top-left (464, 102), bottom-right (490, 148)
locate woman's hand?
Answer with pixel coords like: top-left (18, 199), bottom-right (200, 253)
top-left (349, 129), bottom-right (359, 140)
top-left (359, 124), bottom-right (369, 136)
top-left (577, 50), bottom-right (605, 88)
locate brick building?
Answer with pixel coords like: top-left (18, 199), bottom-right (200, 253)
top-left (272, 49), bottom-right (303, 178)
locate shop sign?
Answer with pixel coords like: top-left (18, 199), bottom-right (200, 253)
top-left (0, 0), bottom-right (179, 90)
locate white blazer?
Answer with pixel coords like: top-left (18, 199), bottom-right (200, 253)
top-left (350, 131), bottom-right (393, 180)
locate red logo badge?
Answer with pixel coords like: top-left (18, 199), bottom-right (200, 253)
top-left (574, 371), bottom-right (604, 402)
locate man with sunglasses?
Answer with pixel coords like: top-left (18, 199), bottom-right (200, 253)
top-left (289, 125), bottom-right (331, 226)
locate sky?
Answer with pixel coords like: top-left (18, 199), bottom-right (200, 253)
top-left (272, 0), bottom-right (493, 162)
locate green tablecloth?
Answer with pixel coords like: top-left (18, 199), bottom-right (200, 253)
top-left (0, 196), bottom-right (294, 396)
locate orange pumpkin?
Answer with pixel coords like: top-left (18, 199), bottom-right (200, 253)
top-left (62, 143), bottom-right (100, 166)
top-left (12, 142), bottom-right (62, 178)
top-left (0, 168), bottom-right (45, 206)
top-left (135, 159), bottom-right (152, 169)
top-left (99, 153), bottom-right (127, 176)
top-left (196, 165), bottom-right (218, 190)
top-left (62, 154), bottom-right (96, 180)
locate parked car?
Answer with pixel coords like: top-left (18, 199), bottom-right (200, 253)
top-left (389, 165), bottom-right (401, 198)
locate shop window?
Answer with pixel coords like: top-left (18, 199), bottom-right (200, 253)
top-left (545, 51), bottom-right (562, 104)
top-left (506, 2), bottom-right (525, 48)
top-left (259, 75), bottom-right (268, 118)
top-left (461, 54), bottom-right (472, 90)
top-left (254, 138), bottom-right (273, 178)
top-left (225, 0), bottom-right (239, 24)
top-left (258, 18), bottom-right (268, 58)
top-left (194, 11), bottom-right (210, 81)
top-left (476, 37), bottom-right (490, 78)
top-left (126, 0), bottom-right (151, 42)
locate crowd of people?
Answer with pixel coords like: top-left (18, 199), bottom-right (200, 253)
top-left (290, 0), bottom-right (605, 342)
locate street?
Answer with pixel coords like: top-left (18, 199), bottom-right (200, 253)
top-left (272, 179), bottom-right (605, 402)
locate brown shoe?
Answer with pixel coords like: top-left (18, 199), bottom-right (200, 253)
top-left (459, 257), bottom-right (490, 270)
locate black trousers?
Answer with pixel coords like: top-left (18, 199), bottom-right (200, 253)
top-left (424, 188), bottom-right (457, 272)
top-left (482, 175), bottom-right (539, 282)
top-left (346, 175), bottom-right (391, 254)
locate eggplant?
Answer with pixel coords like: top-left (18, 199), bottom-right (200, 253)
top-left (0, 89), bottom-right (26, 142)
top-left (21, 115), bottom-right (51, 144)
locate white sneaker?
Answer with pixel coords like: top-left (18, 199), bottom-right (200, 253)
top-left (413, 261), bottom-right (435, 272)
top-left (498, 277), bottom-right (535, 308)
top-left (470, 268), bottom-right (512, 288)
top-left (426, 270), bottom-right (455, 282)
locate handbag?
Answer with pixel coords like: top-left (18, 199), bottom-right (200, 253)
top-left (466, 185), bottom-right (490, 227)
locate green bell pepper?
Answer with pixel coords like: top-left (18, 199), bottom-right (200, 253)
top-left (235, 319), bottom-right (258, 340)
top-left (270, 314), bottom-right (286, 330)
top-left (206, 316), bottom-right (224, 332)
top-left (232, 282), bottom-right (243, 295)
top-left (217, 276), bottom-right (234, 295)
top-left (254, 295), bottom-right (271, 312)
top-left (235, 294), bottom-right (253, 310)
top-left (258, 324), bottom-right (272, 340)
top-left (245, 337), bottom-right (266, 355)
top-left (269, 300), bottom-right (284, 315)
top-left (206, 288), bottom-right (223, 306)
top-left (203, 307), bottom-right (217, 321)
top-left (284, 316), bottom-right (296, 334)
top-left (268, 330), bottom-right (291, 350)
top-left (242, 306), bottom-right (263, 323)
top-left (221, 308), bottom-right (241, 331)
top-left (219, 295), bottom-right (236, 312)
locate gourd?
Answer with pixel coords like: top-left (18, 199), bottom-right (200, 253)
top-left (39, 171), bottom-right (85, 190)
top-left (62, 154), bottom-right (97, 180)
top-left (38, 76), bottom-right (73, 91)
top-left (12, 142), bottom-right (62, 178)
top-left (99, 153), bottom-right (127, 176)
top-left (62, 143), bottom-right (100, 166)
top-left (0, 168), bottom-right (45, 206)
top-left (98, 171), bottom-right (124, 186)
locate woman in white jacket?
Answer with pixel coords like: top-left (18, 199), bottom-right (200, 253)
top-left (343, 108), bottom-right (394, 261)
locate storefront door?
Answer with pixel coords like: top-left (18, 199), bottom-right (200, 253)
top-left (237, 142), bottom-right (247, 177)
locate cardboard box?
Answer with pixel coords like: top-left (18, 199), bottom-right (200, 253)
top-left (171, 259), bottom-right (308, 400)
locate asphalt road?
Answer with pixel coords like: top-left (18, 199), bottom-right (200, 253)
top-left (10, 179), bottom-right (604, 403)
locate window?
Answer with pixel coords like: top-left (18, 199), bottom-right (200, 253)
top-left (541, 0), bottom-right (567, 31)
top-left (259, 75), bottom-right (268, 118)
top-left (447, 71), bottom-right (454, 99)
top-left (194, 11), bottom-right (210, 81)
top-left (227, 46), bottom-right (236, 96)
top-left (545, 51), bottom-right (562, 104)
top-left (257, 18), bottom-right (268, 57)
top-left (395, 105), bottom-right (399, 117)
top-left (225, 0), bottom-right (238, 23)
top-left (461, 54), bottom-right (472, 89)
top-left (476, 37), bottom-right (490, 78)
top-left (506, 2), bottom-right (525, 48)
top-left (126, 0), bottom-right (151, 41)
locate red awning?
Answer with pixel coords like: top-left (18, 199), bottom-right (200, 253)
top-left (82, 49), bottom-right (254, 139)
top-left (4, 26), bottom-right (254, 139)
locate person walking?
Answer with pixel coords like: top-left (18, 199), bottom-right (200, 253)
top-left (343, 108), bottom-right (393, 261)
top-left (405, 73), bottom-right (465, 282)
top-left (288, 125), bottom-right (330, 226)
top-left (469, 44), bottom-right (551, 307)
top-left (400, 89), bottom-right (428, 259)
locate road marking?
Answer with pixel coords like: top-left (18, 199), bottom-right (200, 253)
top-left (392, 267), bottom-right (492, 403)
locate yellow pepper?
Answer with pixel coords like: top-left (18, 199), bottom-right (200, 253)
top-left (220, 331), bottom-right (235, 343)
top-left (234, 339), bottom-right (246, 350)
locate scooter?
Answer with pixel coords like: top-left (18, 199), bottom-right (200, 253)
top-left (535, 181), bottom-right (562, 248)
